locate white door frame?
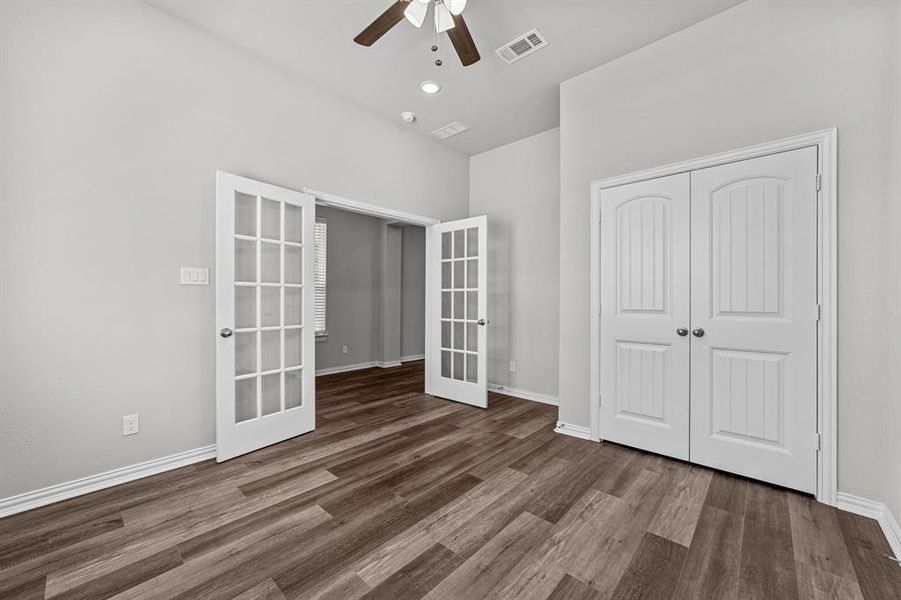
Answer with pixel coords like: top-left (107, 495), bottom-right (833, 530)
top-left (304, 188), bottom-right (440, 228)
top-left (589, 128), bottom-right (838, 505)
top-left (302, 187), bottom-right (444, 393)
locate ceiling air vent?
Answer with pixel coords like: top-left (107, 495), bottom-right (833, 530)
top-left (495, 29), bottom-right (548, 64)
top-left (431, 121), bottom-right (469, 140)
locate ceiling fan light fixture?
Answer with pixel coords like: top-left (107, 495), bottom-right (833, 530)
top-left (446, 0), bottom-right (466, 15)
top-left (420, 80), bottom-right (441, 95)
top-left (434, 1), bottom-right (455, 33)
top-left (404, 0), bottom-right (428, 28)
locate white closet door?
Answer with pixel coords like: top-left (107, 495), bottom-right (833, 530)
top-left (426, 216), bottom-right (488, 408)
top-left (216, 172), bottom-right (316, 462)
top-left (689, 147), bottom-right (818, 493)
top-left (599, 173), bottom-right (691, 459)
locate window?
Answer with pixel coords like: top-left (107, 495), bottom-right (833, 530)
top-left (314, 219), bottom-right (327, 336)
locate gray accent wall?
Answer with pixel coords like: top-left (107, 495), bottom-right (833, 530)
top-left (400, 227), bottom-right (426, 360)
top-left (0, 0), bottom-right (463, 500)
top-left (470, 129), bottom-right (560, 398)
top-left (558, 0), bottom-right (901, 512)
top-left (314, 206), bottom-right (424, 372)
top-left (313, 206), bottom-right (381, 371)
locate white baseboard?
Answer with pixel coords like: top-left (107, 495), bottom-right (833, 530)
top-left (0, 444), bottom-right (216, 519)
top-left (315, 361), bottom-right (378, 376)
top-left (316, 356), bottom-right (423, 377)
top-left (488, 383), bottom-right (559, 406)
top-left (837, 492), bottom-right (901, 563)
top-left (554, 421), bottom-right (592, 440)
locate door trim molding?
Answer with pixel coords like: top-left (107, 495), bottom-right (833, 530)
top-left (589, 128), bottom-right (838, 505)
top-left (303, 188), bottom-right (440, 227)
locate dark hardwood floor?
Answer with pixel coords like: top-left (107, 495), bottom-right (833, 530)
top-left (1, 361), bottom-right (899, 599)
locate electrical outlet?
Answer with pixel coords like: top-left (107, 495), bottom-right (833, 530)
top-left (123, 414), bottom-right (139, 436)
top-left (341, 344), bottom-right (349, 355)
top-left (509, 361), bottom-right (517, 373)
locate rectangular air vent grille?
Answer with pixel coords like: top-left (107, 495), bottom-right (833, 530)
top-left (431, 121), bottom-right (469, 140)
top-left (495, 29), bottom-right (548, 64)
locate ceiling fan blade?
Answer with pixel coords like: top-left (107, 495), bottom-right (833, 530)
top-left (354, 1), bottom-right (410, 47)
top-left (446, 13), bottom-right (480, 66)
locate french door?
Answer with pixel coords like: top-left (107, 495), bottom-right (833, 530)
top-left (426, 216), bottom-right (488, 408)
top-left (597, 147), bottom-right (819, 493)
top-left (216, 172), bottom-right (316, 462)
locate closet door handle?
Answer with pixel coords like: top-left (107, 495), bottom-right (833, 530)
top-left (676, 327), bottom-right (689, 337)
top-left (692, 328), bottom-right (705, 338)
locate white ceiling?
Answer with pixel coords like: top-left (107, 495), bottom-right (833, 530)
top-left (147, 0), bottom-right (741, 156)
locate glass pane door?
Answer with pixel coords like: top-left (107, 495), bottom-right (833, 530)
top-left (428, 216), bottom-right (487, 408)
top-left (233, 194), bottom-right (304, 422)
top-left (216, 172), bottom-right (315, 462)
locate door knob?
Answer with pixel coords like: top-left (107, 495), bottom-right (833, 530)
top-left (220, 328), bottom-right (233, 338)
top-left (692, 328), bottom-right (705, 338)
top-left (477, 319), bottom-right (488, 326)
top-left (676, 327), bottom-right (689, 337)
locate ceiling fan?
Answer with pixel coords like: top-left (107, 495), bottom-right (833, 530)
top-left (354, 0), bottom-right (480, 67)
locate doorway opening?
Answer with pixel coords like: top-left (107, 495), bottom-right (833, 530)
top-left (312, 204), bottom-right (427, 376)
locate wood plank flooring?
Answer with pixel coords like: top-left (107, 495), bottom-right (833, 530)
top-left (1, 361), bottom-right (899, 599)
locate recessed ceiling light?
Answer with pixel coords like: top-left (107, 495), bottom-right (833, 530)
top-left (420, 80), bottom-right (441, 95)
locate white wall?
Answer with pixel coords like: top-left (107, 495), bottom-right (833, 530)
top-left (470, 129), bottom-right (560, 398)
top-left (0, 0), bottom-right (467, 499)
top-left (882, 0), bottom-right (901, 526)
top-left (559, 0), bottom-right (899, 504)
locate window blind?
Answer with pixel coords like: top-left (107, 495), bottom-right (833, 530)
top-left (314, 219), bottom-right (327, 335)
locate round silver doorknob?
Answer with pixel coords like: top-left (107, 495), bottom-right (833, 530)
top-left (676, 327), bottom-right (689, 337)
top-left (692, 328), bottom-right (705, 338)
top-left (477, 319), bottom-right (488, 326)
top-left (220, 328), bottom-right (233, 338)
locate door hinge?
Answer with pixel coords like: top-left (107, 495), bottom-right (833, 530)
top-left (815, 433), bottom-right (822, 451)
top-left (816, 173), bottom-right (822, 191)
top-left (598, 394), bottom-right (602, 407)
top-left (816, 304), bottom-right (823, 322)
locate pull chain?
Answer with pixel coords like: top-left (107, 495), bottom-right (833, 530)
top-left (432, 2), bottom-right (442, 67)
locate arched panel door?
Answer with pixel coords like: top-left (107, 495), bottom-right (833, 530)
top-left (598, 173), bottom-right (691, 459)
top-left (690, 147), bottom-right (818, 493)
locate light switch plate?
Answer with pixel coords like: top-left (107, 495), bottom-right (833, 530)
top-left (180, 267), bottom-right (209, 285)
